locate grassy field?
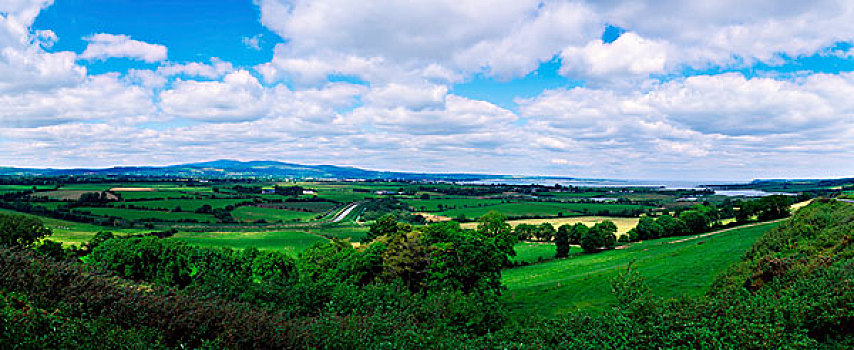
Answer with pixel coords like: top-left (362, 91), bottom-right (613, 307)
top-left (231, 206), bottom-right (319, 223)
top-left (308, 223), bottom-right (369, 241)
top-left (439, 201), bottom-right (648, 219)
top-left (109, 198), bottom-right (251, 211)
top-left (261, 201), bottom-right (337, 212)
top-left (170, 230), bottom-right (328, 257)
top-left (461, 216), bottom-right (640, 236)
top-left (402, 198), bottom-right (506, 212)
top-left (0, 208), bottom-right (146, 245)
top-left (501, 221), bottom-right (780, 316)
top-left (115, 191), bottom-right (194, 200)
top-left (511, 242), bottom-right (559, 264)
top-left (74, 207), bottom-right (217, 223)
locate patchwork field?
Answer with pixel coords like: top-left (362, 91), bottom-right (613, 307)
top-left (502, 221), bottom-right (780, 316)
top-left (108, 198), bottom-right (251, 211)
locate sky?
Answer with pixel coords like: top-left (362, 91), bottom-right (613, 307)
top-left (1, 0), bottom-right (853, 180)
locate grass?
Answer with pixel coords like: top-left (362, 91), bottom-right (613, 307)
top-left (0, 208), bottom-right (145, 245)
top-left (501, 221), bottom-right (781, 316)
top-left (439, 202), bottom-right (648, 219)
top-left (170, 230), bottom-right (328, 257)
top-left (109, 198), bottom-right (251, 211)
top-left (264, 201), bottom-right (338, 212)
top-left (308, 223), bottom-right (369, 241)
top-left (231, 206), bottom-right (319, 223)
top-left (511, 242), bottom-right (558, 264)
top-left (402, 198), bottom-right (506, 212)
top-left (73, 207), bottom-right (217, 223)
top-left (115, 191), bottom-right (194, 200)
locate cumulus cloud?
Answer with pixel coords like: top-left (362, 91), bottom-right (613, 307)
top-left (560, 32), bottom-right (668, 81)
top-left (242, 34), bottom-right (262, 50)
top-left (80, 33), bottom-right (167, 62)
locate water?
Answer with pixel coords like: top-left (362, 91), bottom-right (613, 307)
top-left (713, 190), bottom-right (794, 197)
top-left (457, 177), bottom-right (723, 190)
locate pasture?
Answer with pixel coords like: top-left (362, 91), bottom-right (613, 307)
top-left (502, 221), bottom-right (780, 316)
top-left (231, 206), bottom-right (319, 223)
top-left (108, 198), bottom-right (251, 211)
top-left (170, 230), bottom-right (328, 257)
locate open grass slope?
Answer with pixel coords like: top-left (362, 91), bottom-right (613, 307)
top-left (501, 221), bottom-right (781, 316)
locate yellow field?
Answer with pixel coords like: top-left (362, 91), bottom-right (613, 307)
top-left (460, 216), bottom-right (639, 237)
top-left (790, 199), bottom-right (813, 211)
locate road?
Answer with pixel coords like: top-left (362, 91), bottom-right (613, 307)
top-left (332, 202), bottom-right (361, 222)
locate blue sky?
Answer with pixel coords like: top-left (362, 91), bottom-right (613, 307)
top-left (2, 0), bottom-right (854, 180)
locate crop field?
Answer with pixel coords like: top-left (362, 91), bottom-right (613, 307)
top-left (32, 190), bottom-right (120, 201)
top-left (231, 206), bottom-right (319, 223)
top-left (73, 207), bottom-right (217, 223)
top-left (170, 230), bottom-right (328, 257)
top-left (502, 221), bottom-right (780, 316)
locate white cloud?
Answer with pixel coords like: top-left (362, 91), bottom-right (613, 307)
top-left (560, 32), bottom-right (668, 80)
top-left (242, 34), bottom-right (262, 50)
top-left (159, 70), bottom-right (268, 122)
top-left (80, 33), bottom-right (167, 63)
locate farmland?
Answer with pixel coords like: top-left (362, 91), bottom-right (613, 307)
top-left (0, 171), bottom-right (849, 349)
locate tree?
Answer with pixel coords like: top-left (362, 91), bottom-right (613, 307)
top-left (366, 214), bottom-right (401, 241)
top-left (568, 223), bottom-right (588, 245)
top-left (514, 223), bottom-right (536, 241)
top-left (273, 185), bottom-right (304, 196)
top-left (536, 222), bottom-right (556, 241)
top-left (592, 220), bottom-right (617, 248)
top-left (477, 211), bottom-right (517, 259)
top-left (554, 225), bottom-right (570, 258)
top-left (0, 213), bottom-right (52, 248)
top-left (679, 210), bottom-right (710, 234)
top-left (634, 216), bottom-right (664, 240)
top-left (580, 228), bottom-right (603, 253)
top-left (656, 214), bottom-right (688, 237)
top-left (383, 231), bottom-right (432, 291)
top-left (756, 195), bottom-right (791, 220)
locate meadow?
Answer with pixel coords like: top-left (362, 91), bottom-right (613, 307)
top-left (461, 216), bottom-right (640, 236)
top-left (231, 206), bottom-right (319, 223)
top-left (502, 221), bottom-right (780, 316)
top-left (73, 207), bottom-right (217, 223)
top-left (170, 230), bottom-right (328, 257)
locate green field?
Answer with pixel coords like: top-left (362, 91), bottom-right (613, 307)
top-left (308, 223), bottom-right (369, 241)
top-left (403, 198), bottom-right (506, 212)
top-left (170, 230), bottom-right (328, 257)
top-left (438, 201), bottom-right (647, 218)
top-left (231, 206), bottom-right (319, 223)
top-left (115, 191), bottom-right (194, 200)
top-left (109, 198), bottom-right (251, 211)
top-left (511, 242), bottom-right (558, 264)
top-left (265, 201), bottom-right (338, 212)
top-left (74, 207), bottom-right (217, 223)
top-left (502, 221), bottom-right (780, 316)
top-left (0, 208), bottom-right (146, 244)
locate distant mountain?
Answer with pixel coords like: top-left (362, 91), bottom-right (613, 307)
top-left (0, 159), bottom-right (494, 181)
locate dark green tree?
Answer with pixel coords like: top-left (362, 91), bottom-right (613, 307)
top-left (554, 225), bottom-right (570, 258)
top-left (0, 213), bottom-right (51, 248)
